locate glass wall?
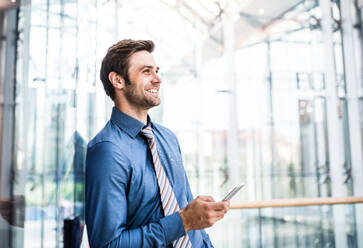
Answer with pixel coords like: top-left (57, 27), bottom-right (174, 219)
top-left (0, 0), bottom-right (361, 247)
top-left (210, 202), bottom-right (363, 248)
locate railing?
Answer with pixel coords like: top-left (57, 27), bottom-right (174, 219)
top-left (230, 196), bottom-right (363, 209)
top-left (209, 196), bottom-right (363, 247)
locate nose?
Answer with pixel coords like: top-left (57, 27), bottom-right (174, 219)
top-left (151, 72), bottom-right (161, 84)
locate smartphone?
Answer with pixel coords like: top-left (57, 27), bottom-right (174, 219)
top-left (222, 183), bottom-right (245, 201)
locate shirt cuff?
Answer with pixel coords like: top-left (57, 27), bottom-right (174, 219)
top-left (159, 211), bottom-right (185, 244)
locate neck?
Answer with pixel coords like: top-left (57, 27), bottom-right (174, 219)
top-left (114, 99), bottom-right (148, 125)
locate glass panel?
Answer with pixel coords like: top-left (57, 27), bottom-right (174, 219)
top-left (16, 1), bottom-right (98, 246)
top-left (10, 0), bottom-right (363, 247)
top-left (209, 204), bottom-right (362, 247)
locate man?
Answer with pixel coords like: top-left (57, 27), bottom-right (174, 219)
top-left (86, 39), bottom-right (230, 247)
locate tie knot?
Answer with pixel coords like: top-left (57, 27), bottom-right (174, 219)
top-left (140, 125), bottom-right (154, 140)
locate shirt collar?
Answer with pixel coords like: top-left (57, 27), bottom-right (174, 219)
top-left (110, 107), bottom-right (153, 138)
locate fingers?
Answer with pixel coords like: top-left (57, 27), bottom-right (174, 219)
top-left (210, 213), bottom-right (225, 223)
top-left (180, 196), bottom-right (230, 231)
top-left (205, 210), bottom-right (226, 227)
top-left (223, 200), bottom-right (230, 212)
top-left (197, 195), bottom-right (215, 202)
top-left (205, 201), bottom-right (229, 212)
top-left (202, 201), bottom-right (229, 225)
top-left (225, 200), bottom-right (231, 208)
top-left (196, 196), bottom-right (230, 215)
top-left (208, 209), bottom-right (226, 219)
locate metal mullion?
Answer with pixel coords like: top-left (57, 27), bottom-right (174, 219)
top-left (0, 6), bottom-right (20, 248)
top-left (319, 0), bottom-right (349, 247)
top-left (339, 0), bottom-right (363, 246)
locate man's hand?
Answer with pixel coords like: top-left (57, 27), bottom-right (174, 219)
top-left (178, 196), bottom-right (230, 233)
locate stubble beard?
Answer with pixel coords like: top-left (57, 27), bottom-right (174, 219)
top-left (124, 81), bottom-right (161, 110)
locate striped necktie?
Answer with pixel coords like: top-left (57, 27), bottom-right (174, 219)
top-left (141, 125), bottom-right (192, 248)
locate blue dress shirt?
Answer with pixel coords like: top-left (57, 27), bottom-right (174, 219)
top-left (86, 107), bottom-right (214, 247)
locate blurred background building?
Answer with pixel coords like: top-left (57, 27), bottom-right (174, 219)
top-left (0, 0), bottom-right (363, 247)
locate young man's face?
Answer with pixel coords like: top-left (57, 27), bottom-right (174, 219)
top-left (123, 50), bottom-right (161, 110)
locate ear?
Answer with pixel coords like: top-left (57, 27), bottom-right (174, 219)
top-left (108, 72), bottom-right (125, 90)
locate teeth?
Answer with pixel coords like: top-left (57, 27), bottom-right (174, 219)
top-left (146, 89), bottom-right (158, 93)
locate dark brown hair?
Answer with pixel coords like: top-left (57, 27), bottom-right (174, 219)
top-left (100, 39), bottom-right (155, 101)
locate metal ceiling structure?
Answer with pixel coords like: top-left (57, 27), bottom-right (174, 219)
top-left (154, 0), bottom-right (306, 76)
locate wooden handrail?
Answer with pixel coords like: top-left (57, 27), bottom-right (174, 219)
top-left (230, 196), bottom-right (363, 209)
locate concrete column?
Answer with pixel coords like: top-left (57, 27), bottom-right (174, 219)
top-left (319, 0), bottom-right (348, 247)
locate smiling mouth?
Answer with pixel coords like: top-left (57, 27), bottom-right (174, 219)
top-left (145, 89), bottom-right (159, 94)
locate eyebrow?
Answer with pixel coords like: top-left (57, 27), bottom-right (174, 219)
top-left (140, 65), bottom-right (159, 72)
